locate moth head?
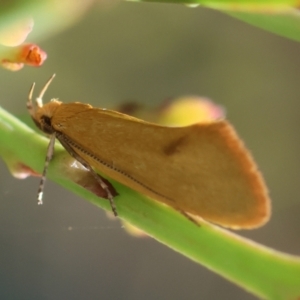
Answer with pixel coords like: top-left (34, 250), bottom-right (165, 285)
top-left (27, 74), bottom-right (61, 134)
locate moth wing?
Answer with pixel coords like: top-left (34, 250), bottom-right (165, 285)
top-left (53, 103), bottom-right (270, 229)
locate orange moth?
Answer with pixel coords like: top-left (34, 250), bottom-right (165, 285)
top-left (27, 75), bottom-right (270, 229)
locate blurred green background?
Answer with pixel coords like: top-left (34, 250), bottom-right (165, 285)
top-left (1, 2), bottom-right (300, 299)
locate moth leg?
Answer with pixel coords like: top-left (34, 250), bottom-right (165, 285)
top-left (57, 136), bottom-right (118, 216)
top-left (37, 133), bottom-right (56, 205)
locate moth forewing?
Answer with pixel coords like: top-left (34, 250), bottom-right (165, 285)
top-left (52, 104), bottom-right (270, 229)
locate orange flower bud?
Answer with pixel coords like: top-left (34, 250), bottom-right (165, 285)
top-left (1, 43), bottom-right (47, 71)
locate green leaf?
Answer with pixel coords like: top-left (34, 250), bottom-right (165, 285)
top-left (227, 10), bottom-right (300, 42)
top-left (129, 0), bottom-right (300, 42)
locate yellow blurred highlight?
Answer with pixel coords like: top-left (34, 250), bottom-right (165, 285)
top-left (158, 96), bottom-right (224, 126)
top-left (117, 96), bottom-right (224, 238)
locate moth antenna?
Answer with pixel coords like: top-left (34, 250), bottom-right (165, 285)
top-left (37, 133), bottom-right (56, 205)
top-left (27, 82), bottom-right (36, 118)
top-left (36, 73), bottom-right (56, 108)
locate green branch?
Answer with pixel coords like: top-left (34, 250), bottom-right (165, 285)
top-left (1, 106), bottom-right (300, 299)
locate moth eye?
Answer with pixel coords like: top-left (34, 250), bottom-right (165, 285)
top-left (41, 115), bottom-right (51, 126)
top-left (40, 115), bottom-right (53, 134)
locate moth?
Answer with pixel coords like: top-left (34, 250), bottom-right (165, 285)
top-left (27, 75), bottom-right (270, 229)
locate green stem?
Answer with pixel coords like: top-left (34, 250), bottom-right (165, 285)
top-left (1, 106), bottom-right (300, 299)
top-left (128, 0), bottom-right (298, 6)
